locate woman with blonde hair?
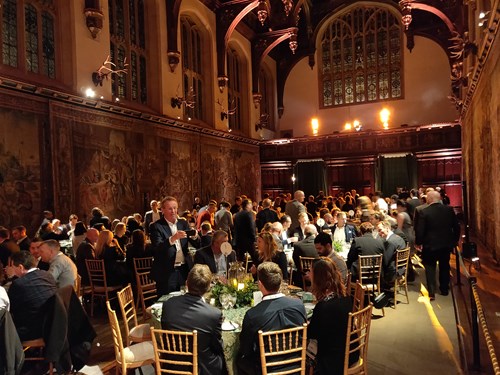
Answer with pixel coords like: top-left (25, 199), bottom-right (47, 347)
top-left (251, 231), bottom-right (288, 281)
top-left (308, 257), bottom-right (358, 374)
top-left (96, 230), bottom-right (125, 285)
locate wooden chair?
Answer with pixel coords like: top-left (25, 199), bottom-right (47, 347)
top-left (345, 271), bottom-right (352, 295)
top-left (299, 256), bottom-right (315, 291)
top-left (22, 338), bottom-right (53, 375)
top-left (133, 257), bottom-right (153, 274)
top-left (352, 282), bottom-right (366, 313)
top-left (258, 323), bottom-right (308, 375)
top-left (135, 270), bottom-right (157, 320)
top-left (150, 327), bottom-right (198, 375)
top-left (244, 252), bottom-right (253, 273)
top-left (106, 301), bottom-right (155, 374)
top-left (344, 304), bottom-right (373, 375)
top-left (86, 259), bottom-right (121, 316)
top-left (74, 273), bottom-right (81, 298)
top-left (358, 254), bottom-right (384, 316)
top-left (393, 247), bottom-right (411, 308)
top-left (117, 284), bottom-right (152, 345)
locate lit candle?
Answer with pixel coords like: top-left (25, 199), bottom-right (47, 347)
top-left (232, 279), bottom-right (238, 288)
top-left (237, 283), bottom-right (245, 291)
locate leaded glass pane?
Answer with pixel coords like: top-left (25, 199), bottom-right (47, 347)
top-left (343, 37), bottom-right (353, 72)
top-left (345, 75), bottom-right (354, 103)
top-left (378, 71), bottom-right (388, 99)
top-left (333, 79), bottom-right (342, 105)
top-left (332, 40), bottom-right (341, 73)
top-left (367, 73), bottom-right (377, 101)
top-left (131, 51), bottom-right (138, 100)
top-left (116, 0), bottom-right (125, 38)
top-left (2, 0), bottom-right (17, 67)
top-left (138, 0), bottom-right (145, 49)
top-left (42, 12), bottom-right (55, 78)
top-left (25, 4), bottom-right (38, 73)
top-left (117, 46), bottom-right (126, 97)
top-left (323, 80), bottom-right (332, 106)
top-left (366, 33), bottom-right (375, 68)
top-left (109, 0), bottom-right (115, 34)
top-left (129, 0), bottom-right (136, 45)
top-left (354, 36), bottom-right (363, 70)
top-left (140, 55), bottom-right (147, 103)
top-left (322, 46), bottom-right (331, 74)
top-left (110, 42), bottom-right (116, 96)
top-left (391, 70), bottom-right (401, 97)
top-left (355, 74), bottom-right (365, 102)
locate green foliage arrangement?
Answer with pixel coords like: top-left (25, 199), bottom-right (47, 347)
top-left (333, 240), bottom-right (344, 253)
top-left (210, 279), bottom-right (259, 308)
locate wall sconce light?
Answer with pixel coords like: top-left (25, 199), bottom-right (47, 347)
top-left (167, 51), bottom-right (181, 73)
top-left (311, 117), bottom-right (319, 136)
top-left (84, 0), bottom-right (104, 39)
top-left (380, 108), bottom-right (390, 129)
top-left (478, 11), bottom-right (490, 27)
top-left (344, 122), bottom-right (352, 131)
top-left (291, 174), bottom-right (296, 183)
top-left (218, 76), bottom-right (229, 93)
top-left (353, 120), bottom-right (362, 131)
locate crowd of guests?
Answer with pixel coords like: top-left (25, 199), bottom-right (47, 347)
top-left (0, 185), bottom-right (459, 374)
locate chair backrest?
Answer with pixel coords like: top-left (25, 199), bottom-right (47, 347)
top-left (150, 327), bottom-right (198, 375)
top-left (395, 247), bottom-right (411, 279)
top-left (136, 272), bottom-right (157, 305)
top-left (117, 284), bottom-right (138, 340)
top-left (74, 274), bottom-right (81, 298)
top-left (106, 301), bottom-right (126, 366)
top-left (345, 271), bottom-right (352, 295)
top-left (133, 257), bottom-right (153, 274)
top-left (244, 252), bottom-right (253, 273)
top-left (258, 323), bottom-right (308, 375)
top-left (299, 256), bottom-right (315, 274)
top-left (358, 254), bottom-right (383, 288)
top-left (86, 259), bottom-right (108, 288)
top-left (352, 282), bottom-right (366, 313)
top-left (344, 304), bottom-right (373, 374)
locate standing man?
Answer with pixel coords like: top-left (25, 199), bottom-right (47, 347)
top-left (233, 199), bottom-right (256, 261)
top-left (230, 196), bottom-right (243, 215)
top-left (237, 262), bottom-right (307, 375)
top-left (255, 198), bottom-right (279, 233)
top-left (285, 190), bottom-right (306, 235)
top-left (144, 200), bottom-right (161, 236)
top-left (150, 196), bottom-right (197, 295)
top-left (39, 239), bottom-right (77, 288)
top-left (214, 201), bottom-right (233, 242)
top-left (415, 190), bottom-right (460, 300)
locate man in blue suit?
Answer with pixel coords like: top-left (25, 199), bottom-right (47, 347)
top-left (150, 196), bottom-right (198, 295)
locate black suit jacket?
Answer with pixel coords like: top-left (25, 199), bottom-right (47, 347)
top-left (18, 237), bottom-right (31, 252)
top-left (383, 233), bottom-right (407, 282)
top-left (406, 198), bottom-right (421, 219)
top-left (0, 239), bottom-right (20, 267)
top-left (233, 210), bottom-right (256, 256)
top-left (161, 294), bottom-right (224, 375)
top-left (237, 296), bottom-right (307, 375)
top-left (292, 236), bottom-right (318, 274)
top-left (414, 202), bottom-right (460, 252)
top-left (75, 239), bottom-right (95, 285)
top-left (346, 234), bottom-right (385, 279)
top-left (255, 208), bottom-right (279, 233)
top-left (8, 269), bottom-right (57, 341)
top-left (194, 245), bottom-right (237, 274)
top-left (144, 210), bottom-right (154, 235)
top-left (331, 224), bottom-right (357, 243)
top-left (150, 217), bottom-right (195, 286)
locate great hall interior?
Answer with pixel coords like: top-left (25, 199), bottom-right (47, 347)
top-left (0, 0), bottom-right (499, 373)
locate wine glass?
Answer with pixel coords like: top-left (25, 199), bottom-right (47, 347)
top-left (219, 294), bottom-right (231, 310)
top-left (227, 294), bottom-right (237, 309)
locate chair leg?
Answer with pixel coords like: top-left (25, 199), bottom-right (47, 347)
top-left (48, 362), bottom-right (53, 375)
top-left (393, 282), bottom-right (397, 309)
top-left (90, 292), bottom-right (95, 317)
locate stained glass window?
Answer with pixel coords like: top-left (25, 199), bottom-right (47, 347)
top-left (259, 67), bottom-right (275, 131)
top-left (227, 48), bottom-right (242, 131)
top-left (109, 0), bottom-right (148, 104)
top-left (1, 1), bottom-right (56, 78)
top-left (181, 17), bottom-right (205, 121)
top-left (319, 6), bottom-right (403, 107)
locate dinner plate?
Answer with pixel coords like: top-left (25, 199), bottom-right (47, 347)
top-left (168, 291), bottom-right (182, 296)
top-left (221, 321), bottom-right (239, 331)
top-left (304, 303), bottom-right (316, 311)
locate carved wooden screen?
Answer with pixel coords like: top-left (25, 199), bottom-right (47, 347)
top-left (319, 6), bottom-right (403, 107)
top-left (109, 0), bottom-right (147, 104)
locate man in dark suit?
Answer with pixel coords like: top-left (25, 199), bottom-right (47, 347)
top-left (144, 199), bottom-right (161, 236)
top-left (194, 230), bottom-right (236, 276)
top-left (255, 198), bottom-right (279, 233)
top-left (7, 251), bottom-right (57, 341)
top-left (11, 226), bottom-right (31, 252)
top-left (346, 222), bottom-right (385, 280)
top-left (161, 264), bottom-right (225, 375)
top-left (406, 188), bottom-right (421, 219)
top-left (150, 196), bottom-right (198, 295)
top-left (0, 227), bottom-right (20, 267)
top-left (237, 262), bottom-right (307, 375)
top-left (377, 220), bottom-right (407, 288)
top-left (331, 212), bottom-right (357, 243)
top-left (285, 190), bottom-right (306, 235)
top-left (233, 199), bottom-right (256, 261)
top-left (415, 190), bottom-right (460, 299)
top-left (292, 224), bottom-right (318, 287)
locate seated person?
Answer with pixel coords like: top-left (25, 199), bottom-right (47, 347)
top-left (308, 257), bottom-right (358, 374)
top-left (161, 264), bottom-right (225, 375)
top-left (8, 251), bottom-right (57, 341)
top-left (376, 220), bottom-right (406, 287)
top-left (346, 222), bottom-right (385, 280)
top-left (39, 239), bottom-right (78, 288)
top-left (251, 232), bottom-right (288, 281)
top-left (125, 229), bottom-right (153, 281)
top-left (194, 230), bottom-right (236, 277)
top-left (237, 262), bottom-right (307, 375)
top-left (0, 266), bottom-right (9, 310)
top-left (29, 238), bottom-right (50, 271)
top-left (75, 228), bottom-right (99, 285)
top-left (96, 230), bottom-right (126, 286)
top-left (199, 222), bottom-right (214, 249)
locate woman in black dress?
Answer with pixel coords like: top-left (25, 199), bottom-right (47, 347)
top-left (308, 257), bottom-right (358, 374)
top-left (251, 231), bottom-right (288, 281)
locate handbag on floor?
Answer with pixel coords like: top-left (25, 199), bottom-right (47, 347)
top-left (373, 292), bottom-right (390, 309)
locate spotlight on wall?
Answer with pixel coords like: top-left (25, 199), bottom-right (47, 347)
top-left (85, 88), bottom-right (96, 98)
top-left (311, 117), bottom-right (319, 136)
top-left (380, 108), bottom-right (390, 129)
top-left (344, 122), bottom-right (352, 131)
top-left (353, 120), bottom-right (362, 132)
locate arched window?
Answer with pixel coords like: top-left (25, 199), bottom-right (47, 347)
top-left (319, 6), bottom-right (403, 107)
top-left (259, 67), bottom-right (275, 131)
top-left (181, 16), bottom-right (205, 121)
top-left (227, 47), bottom-right (243, 132)
top-left (1, 0), bottom-right (56, 78)
top-left (109, 0), bottom-right (147, 104)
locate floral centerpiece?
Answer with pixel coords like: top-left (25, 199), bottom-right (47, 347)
top-left (211, 277), bottom-right (258, 308)
top-left (333, 240), bottom-right (344, 253)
